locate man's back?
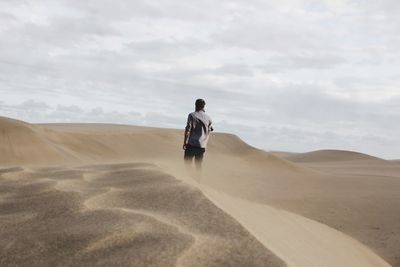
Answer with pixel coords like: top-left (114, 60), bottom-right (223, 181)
top-left (185, 110), bottom-right (212, 148)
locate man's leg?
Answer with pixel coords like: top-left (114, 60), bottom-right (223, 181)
top-left (184, 145), bottom-right (195, 166)
top-left (194, 148), bottom-right (205, 171)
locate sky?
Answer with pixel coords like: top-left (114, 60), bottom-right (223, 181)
top-left (0, 0), bottom-right (399, 159)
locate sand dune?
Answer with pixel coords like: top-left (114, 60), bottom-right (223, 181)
top-left (284, 149), bottom-right (384, 163)
top-left (0, 117), bottom-right (70, 164)
top-left (0, 117), bottom-right (398, 266)
top-left (282, 149), bottom-right (400, 178)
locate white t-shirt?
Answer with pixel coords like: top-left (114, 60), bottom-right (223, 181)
top-left (185, 110), bottom-right (213, 148)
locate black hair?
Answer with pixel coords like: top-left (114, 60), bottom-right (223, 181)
top-left (195, 99), bottom-right (206, 111)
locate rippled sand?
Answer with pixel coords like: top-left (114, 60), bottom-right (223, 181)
top-left (0, 163), bottom-right (283, 267)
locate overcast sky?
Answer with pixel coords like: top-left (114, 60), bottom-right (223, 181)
top-left (0, 0), bottom-right (399, 159)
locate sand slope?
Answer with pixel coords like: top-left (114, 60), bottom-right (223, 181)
top-left (195, 151), bottom-right (400, 266)
top-left (0, 117), bottom-right (71, 164)
top-left (0, 117), bottom-right (398, 266)
top-left (203, 188), bottom-right (390, 267)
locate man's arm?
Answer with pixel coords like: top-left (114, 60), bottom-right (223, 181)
top-left (183, 129), bottom-right (190, 150)
top-left (183, 114), bottom-right (192, 150)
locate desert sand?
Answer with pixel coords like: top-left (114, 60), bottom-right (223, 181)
top-left (1, 116), bottom-right (399, 266)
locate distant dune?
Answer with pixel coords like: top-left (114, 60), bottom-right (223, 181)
top-left (1, 116), bottom-right (398, 267)
top-left (281, 148), bottom-right (400, 178)
top-left (284, 149), bottom-right (384, 162)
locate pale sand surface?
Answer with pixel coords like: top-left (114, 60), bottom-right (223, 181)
top-left (1, 117), bottom-right (399, 266)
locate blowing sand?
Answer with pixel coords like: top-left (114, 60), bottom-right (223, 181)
top-left (1, 116), bottom-right (398, 266)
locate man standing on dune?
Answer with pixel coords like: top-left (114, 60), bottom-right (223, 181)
top-left (183, 99), bottom-right (213, 170)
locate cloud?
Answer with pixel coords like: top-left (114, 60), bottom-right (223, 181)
top-left (0, 11), bottom-right (17, 24)
top-left (259, 53), bottom-right (347, 72)
top-left (214, 64), bottom-right (254, 76)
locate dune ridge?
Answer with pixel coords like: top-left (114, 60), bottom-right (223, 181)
top-left (1, 116), bottom-right (398, 266)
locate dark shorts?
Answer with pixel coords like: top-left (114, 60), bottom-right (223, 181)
top-left (184, 144), bottom-right (205, 161)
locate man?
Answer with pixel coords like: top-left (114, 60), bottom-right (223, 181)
top-left (183, 99), bottom-right (213, 170)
